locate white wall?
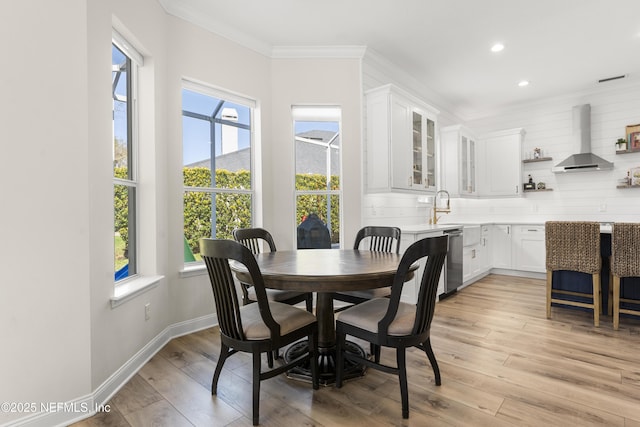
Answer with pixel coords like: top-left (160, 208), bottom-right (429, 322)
top-left (0, 1), bottom-right (91, 424)
top-left (450, 80), bottom-right (640, 223)
top-left (86, 0), bottom-right (174, 395)
top-left (270, 57), bottom-right (363, 249)
top-left (164, 15), bottom-right (273, 327)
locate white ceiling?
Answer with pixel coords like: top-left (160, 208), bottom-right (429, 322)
top-left (161, 0), bottom-right (640, 119)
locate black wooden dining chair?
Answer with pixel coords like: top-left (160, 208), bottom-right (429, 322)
top-left (611, 222), bottom-right (640, 330)
top-left (334, 226), bottom-right (402, 305)
top-left (545, 221), bottom-right (601, 327)
top-left (200, 238), bottom-right (319, 426)
top-left (333, 226), bottom-right (401, 361)
top-left (233, 227), bottom-right (313, 313)
top-left (335, 235), bottom-right (448, 419)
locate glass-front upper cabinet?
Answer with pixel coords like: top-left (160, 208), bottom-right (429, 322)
top-left (440, 124), bottom-right (476, 197)
top-left (411, 110), bottom-right (436, 190)
top-left (412, 111), bottom-right (423, 186)
top-left (365, 84), bottom-right (439, 193)
top-left (426, 117), bottom-right (436, 188)
top-left (461, 135), bottom-right (476, 194)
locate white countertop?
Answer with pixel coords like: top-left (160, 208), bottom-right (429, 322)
top-left (400, 224), bottom-right (464, 233)
top-left (401, 222), bottom-right (612, 233)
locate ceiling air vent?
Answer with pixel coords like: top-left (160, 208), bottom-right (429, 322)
top-left (598, 74), bottom-right (627, 83)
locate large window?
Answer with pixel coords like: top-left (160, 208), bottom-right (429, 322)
top-left (112, 34), bottom-right (142, 282)
top-left (182, 84), bottom-right (254, 263)
top-left (293, 107), bottom-right (341, 248)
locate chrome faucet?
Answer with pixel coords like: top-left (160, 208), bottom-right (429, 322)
top-left (430, 190), bottom-right (451, 225)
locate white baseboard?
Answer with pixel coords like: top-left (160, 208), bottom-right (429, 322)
top-left (3, 314), bottom-right (217, 427)
top-left (490, 268), bottom-right (546, 280)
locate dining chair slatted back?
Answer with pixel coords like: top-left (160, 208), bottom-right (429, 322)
top-left (200, 238), bottom-right (319, 426)
top-left (204, 255), bottom-right (245, 341)
top-left (335, 235), bottom-right (448, 419)
top-left (354, 226), bottom-right (401, 254)
top-left (333, 227), bottom-right (401, 309)
top-left (382, 235), bottom-right (447, 339)
top-left (233, 227), bottom-right (277, 255)
top-left (611, 223), bottom-right (640, 330)
top-left (232, 227), bottom-right (313, 313)
top-left (334, 226), bottom-right (402, 356)
top-left (411, 237), bottom-right (447, 335)
top-left (545, 221), bottom-right (602, 326)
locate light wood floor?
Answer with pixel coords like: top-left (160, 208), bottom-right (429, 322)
top-left (72, 274), bottom-right (640, 426)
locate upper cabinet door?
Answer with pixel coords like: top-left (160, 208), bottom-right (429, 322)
top-left (365, 84), bottom-right (439, 194)
top-left (390, 96), bottom-right (412, 190)
top-left (478, 128), bottom-right (525, 197)
top-left (440, 125), bottom-right (477, 197)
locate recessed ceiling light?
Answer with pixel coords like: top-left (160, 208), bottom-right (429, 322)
top-left (491, 43), bottom-right (505, 52)
top-left (518, 80), bottom-right (530, 87)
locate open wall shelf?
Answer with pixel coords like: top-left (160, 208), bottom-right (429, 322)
top-left (524, 188), bottom-right (553, 192)
top-left (523, 157), bottom-right (553, 163)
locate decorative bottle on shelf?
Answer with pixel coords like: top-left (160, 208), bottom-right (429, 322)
top-left (533, 148), bottom-right (541, 159)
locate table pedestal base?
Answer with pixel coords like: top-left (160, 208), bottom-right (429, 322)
top-left (283, 340), bottom-right (366, 386)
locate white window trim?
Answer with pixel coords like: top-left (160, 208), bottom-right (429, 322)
top-left (113, 31), bottom-right (148, 299)
top-left (111, 275), bottom-right (164, 308)
top-left (292, 106), bottom-right (343, 247)
top-left (181, 80), bottom-right (259, 269)
top-left (113, 30), bottom-right (144, 66)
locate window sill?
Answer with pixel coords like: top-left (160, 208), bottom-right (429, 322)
top-left (179, 263), bottom-right (206, 278)
top-left (111, 275), bottom-right (164, 308)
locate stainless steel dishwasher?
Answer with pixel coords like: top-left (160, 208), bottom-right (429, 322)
top-left (442, 228), bottom-right (463, 298)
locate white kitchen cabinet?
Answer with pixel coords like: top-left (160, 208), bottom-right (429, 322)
top-left (463, 245), bottom-right (480, 282)
top-left (491, 224), bottom-right (513, 269)
top-left (513, 225), bottom-right (546, 272)
top-left (491, 223), bottom-right (546, 273)
top-left (440, 125), bottom-right (477, 197)
top-left (479, 128), bottom-right (525, 197)
top-left (365, 84), bottom-right (439, 193)
top-left (479, 224), bottom-right (491, 272)
top-left (463, 224), bottom-right (491, 283)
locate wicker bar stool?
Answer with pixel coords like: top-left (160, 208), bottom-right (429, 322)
top-left (611, 223), bottom-right (640, 330)
top-left (545, 221), bottom-right (601, 326)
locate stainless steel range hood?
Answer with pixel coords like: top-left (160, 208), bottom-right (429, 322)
top-left (552, 104), bottom-right (613, 173)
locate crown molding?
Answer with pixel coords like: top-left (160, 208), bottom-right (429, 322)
top-left (363, 48), bottom-right (462, 122)
top-left (159, 0), bottom-right (366, 61)
top-left (159, 0), bottom-right (273, 56)
top-left (271, 45), bottom-right (367, 59)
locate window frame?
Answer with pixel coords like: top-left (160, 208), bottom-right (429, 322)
top-left (292, 106), bottom-right (342, 248)
top-left (112, 32), bottom-right (142, 284)
top-left (181, 80), bottom-right (257, 267)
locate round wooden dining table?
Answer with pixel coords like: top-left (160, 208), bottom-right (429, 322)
top-left (231, 248), bottom-right (416, 384)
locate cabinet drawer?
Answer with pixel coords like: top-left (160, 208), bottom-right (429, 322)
top-left (515, 225), bottom-right (544, 236)
top-left (514, 225), bottom-right (545, 273)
